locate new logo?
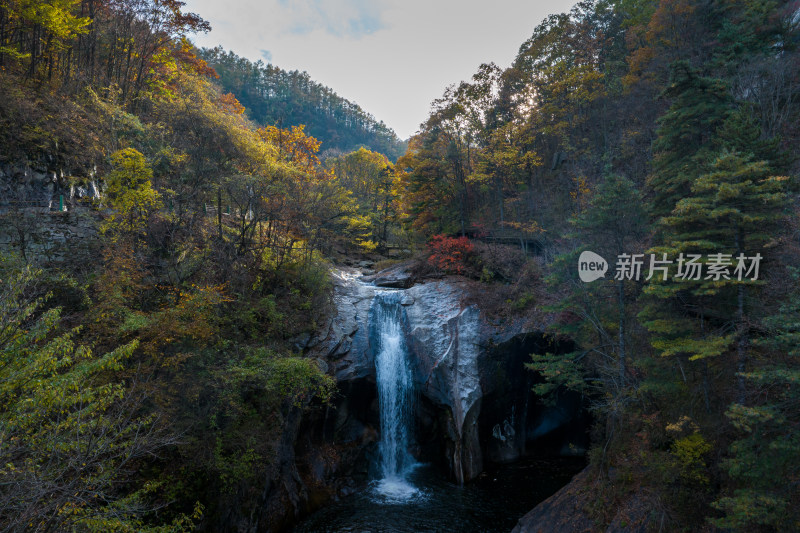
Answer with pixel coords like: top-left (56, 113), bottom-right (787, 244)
top-left (578, 251), bottom-right (608, 282)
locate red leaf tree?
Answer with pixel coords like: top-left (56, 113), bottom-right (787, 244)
top-left (427, 235), bottom-right (474, 275)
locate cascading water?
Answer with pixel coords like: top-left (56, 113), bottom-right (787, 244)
top-left (370, 291), bottom-right (421, 501)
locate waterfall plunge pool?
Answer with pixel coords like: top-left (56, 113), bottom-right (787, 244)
top-left (292, 456), bottom-right (585, 532)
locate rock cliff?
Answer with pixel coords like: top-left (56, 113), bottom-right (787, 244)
top-left (305, 264), bottom-right (585, 484)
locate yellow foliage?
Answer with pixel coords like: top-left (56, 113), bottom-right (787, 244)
top-left (672, 432), bottom-right (712, 485)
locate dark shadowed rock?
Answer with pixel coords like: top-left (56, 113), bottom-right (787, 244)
top-left (512, 468), bottom-right (595, 533)
top-left (512, 467), bottom-right (656, 533)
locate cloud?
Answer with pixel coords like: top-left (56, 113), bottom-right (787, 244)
top-left (278, 0), bottom-right (387, 38)
top-left (260, 49), bottom-right (273, 62)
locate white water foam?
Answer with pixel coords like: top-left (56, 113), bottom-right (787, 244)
top-left (371, 292), bottom-right (422, 503)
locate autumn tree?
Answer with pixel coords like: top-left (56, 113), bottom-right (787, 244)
top-left (0, 0), bottom-right (90, 78)
top-left (103, 147), bottom-right (161, 240)
top-left (326, 146), bottom-right (399, 251)
top-left (0, 254), bottom-right (198, 531)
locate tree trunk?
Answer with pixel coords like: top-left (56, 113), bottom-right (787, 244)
top-left (736, 226), bottom-right (747, 405)
top-left (617, 278), bottom-right (626, 387)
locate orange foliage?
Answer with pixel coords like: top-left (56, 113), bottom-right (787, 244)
top-left (173, 38), bottom-right (218, 79)
top-left (257, 124), bottom-right (322, 172)
top-left (217, 93), bottom-right (246, 115)
top-left (625, 0), bottom-right (698, 85)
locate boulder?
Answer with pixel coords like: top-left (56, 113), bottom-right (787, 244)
top-left (512, 468), bottom-right (595, 533)
top-left (361, 262), bottom-right (416, 288)
top-left (512, 467), bottom-right (657, 533)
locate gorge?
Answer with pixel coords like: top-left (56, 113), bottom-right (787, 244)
top-left (277, 265), bottom-right (589, 531)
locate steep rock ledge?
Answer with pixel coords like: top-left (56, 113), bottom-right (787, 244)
top-left (512, 468), bottom-right (654, 533)
top-left (258, 263), bottom-right (589, 531)
top-left (306, 264), bottom-right (586, 484)
top-left (403, 280), bottom-right (483, 482)
top-left (307, 268), bottom-right (377, 382)
top-left (307, 269), bottom-right (504, 483)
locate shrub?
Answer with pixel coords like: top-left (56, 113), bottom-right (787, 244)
top-left (426, 234), bottom-right (474, 275)
top-left (470, 241), bottom-right (528, 282)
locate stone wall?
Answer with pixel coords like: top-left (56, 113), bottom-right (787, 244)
top-left (0, 208), bottom-right (101, 263)
top-left (0, 162), bottom-right (102, 263)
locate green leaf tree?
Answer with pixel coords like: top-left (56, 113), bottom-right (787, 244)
top-left (0, 254), bottom-right (197, 531)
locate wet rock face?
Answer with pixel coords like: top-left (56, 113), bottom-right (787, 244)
top-left (479, 334), bottom-right (590, 466)
top-left (308, 271), bottom-right (486, 482)
top-left (402, 281), bottom-right (483, 483)
top-left (307, 269), bottom-right (377, 382)
top-left (360, 263), bottom-right (417, 289)
top-left (309, 268), bottom-right (587, 487)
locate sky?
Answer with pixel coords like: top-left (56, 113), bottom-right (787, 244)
top-left (183, 0), bottom-right (578, 140)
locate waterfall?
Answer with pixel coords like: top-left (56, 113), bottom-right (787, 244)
top-left (371, 291), bottom-right (420, 501)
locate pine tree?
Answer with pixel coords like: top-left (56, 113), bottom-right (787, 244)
top-left (642, 151), bottom-right (789, 408)
top-left (647, 61), bottom-right (732, 219)
top-left (711, 269), bottom-right (800, 530)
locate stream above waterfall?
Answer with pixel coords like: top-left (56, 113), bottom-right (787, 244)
top-left (292, 456), bottom-right (585, 532)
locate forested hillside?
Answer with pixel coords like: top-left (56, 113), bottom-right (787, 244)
top-left (397, 0), bottom-right (800, 530)
top-left (0, 0), bottom-right (383, 529)
top-left (200, 47), bottom-right (407, 161)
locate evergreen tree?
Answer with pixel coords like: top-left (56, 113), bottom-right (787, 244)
top-left (711, 268), bottom-right (800, 530)
top-left (647, 61), bottom-right (732, 219)
top-left (642, 151), bottom-right (789, 408)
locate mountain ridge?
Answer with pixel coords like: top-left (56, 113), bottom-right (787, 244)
top-left (200, 46), bottom-right (407, 161)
